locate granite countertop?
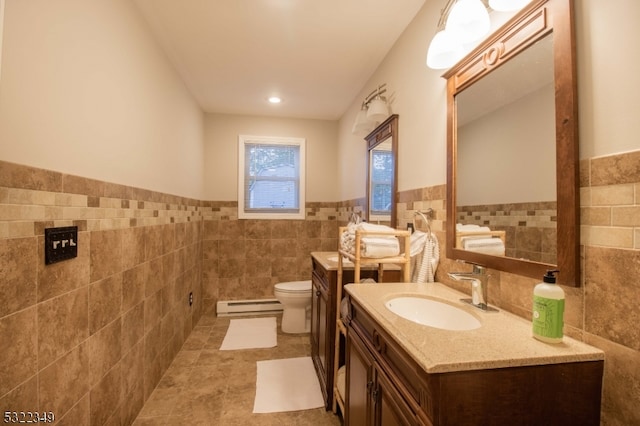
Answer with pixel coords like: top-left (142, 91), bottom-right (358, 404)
top-left (311, 251), bottom-right (400, 272)
top-left (345, 282), bottom-right (604, 374)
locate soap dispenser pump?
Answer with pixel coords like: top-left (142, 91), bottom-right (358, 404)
top-left (532, 270), bottom-right (564, 343)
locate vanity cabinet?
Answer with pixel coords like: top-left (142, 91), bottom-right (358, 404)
top-left (310, 253), bottom-right (400, 410)
top-left (345, 297), bottom-right (604, 426)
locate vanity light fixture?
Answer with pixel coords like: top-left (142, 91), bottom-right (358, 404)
top-left (268, 96), bottom-right (282, 104)
top-left (351, 84), bottom-right (389, 134)
top-left (427, 0), bottom-right (489, 70)
top-left (446, 0), bottom-right (490, 44)
top-left (426, 0), bottom-right (531, 70)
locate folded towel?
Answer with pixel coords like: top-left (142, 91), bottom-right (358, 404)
top-left (462, 237), bottom-right (505, 256)
top-left (359, 237), bottom-right (400, 257)
top-left (457, 223), bottom-right (491, 232)
top-left (340, 223), bottom-right (400, 258)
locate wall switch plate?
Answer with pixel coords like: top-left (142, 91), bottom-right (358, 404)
top-left (45, 226), bottom-right (78, 265)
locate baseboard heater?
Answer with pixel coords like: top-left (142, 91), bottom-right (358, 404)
top-left (216, 298), bottom-right (283, 317)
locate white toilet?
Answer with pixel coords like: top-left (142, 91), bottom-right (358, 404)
top-left (273, 280), bottom-right (312, 334)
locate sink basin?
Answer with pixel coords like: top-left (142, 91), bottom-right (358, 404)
top-left (385, 297), bottom-right (481, 331)
top-left (327, 255), bottom-right (352, 264)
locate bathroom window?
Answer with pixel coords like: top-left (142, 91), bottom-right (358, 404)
top-left (238, 135), bottom-right (306, 219)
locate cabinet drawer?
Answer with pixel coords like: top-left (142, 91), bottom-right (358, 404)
top-left (312, 262), bottom-right (330, 287)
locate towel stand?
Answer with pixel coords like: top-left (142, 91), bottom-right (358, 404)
top-left (332, 226), bottom-right (411, 416)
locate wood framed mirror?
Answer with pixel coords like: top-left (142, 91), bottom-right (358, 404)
top-left (365, 114), bottom-right (398, 228)
top-left (444, 0), bottom-right (579, 286)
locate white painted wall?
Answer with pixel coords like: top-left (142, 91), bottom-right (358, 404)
top-left (203, 113), bottom-right (338, 202)
top-left (0, 0), bottom-right (204, 199)
top-left (575, 0), bottom-right (640, 159)
top-left (457, 84), bottom-right (556, 205)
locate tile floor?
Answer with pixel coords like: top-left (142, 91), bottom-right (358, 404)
top-left (132, 313), bottom-right (342, 425)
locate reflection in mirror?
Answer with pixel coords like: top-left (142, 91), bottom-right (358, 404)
top-left (369, 138), bottom-right (393, 222)
top-left (444, 0), bottom-right (580, 286)
top-left (456, 35), bottom-right (557, 264)
top-left (366, 115), bottom-right (398, 227)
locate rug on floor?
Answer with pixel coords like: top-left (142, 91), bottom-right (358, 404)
top-left (253, 356), bottom-right (325, 413)
top-left (219, 317), bottom-right (277, 351)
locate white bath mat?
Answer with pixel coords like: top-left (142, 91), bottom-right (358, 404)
top-left (219, 317), bottom-right (277, 351)
top-left (253, 356), bottom-right (324, 413)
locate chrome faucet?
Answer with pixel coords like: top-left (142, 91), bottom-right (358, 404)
top-left (448, 264), bottom-right (498, 312)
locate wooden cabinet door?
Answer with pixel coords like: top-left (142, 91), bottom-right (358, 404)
top-left (310, 277), bottom-right (321, 354)
top-left (346, 329), bottom-right (374, 426)
top-left (311, 273), bottom-right (331, 408)
top-left (318, 281), bottom-right (329, 380)
top-left (374, 365), bottom-right (420, 426)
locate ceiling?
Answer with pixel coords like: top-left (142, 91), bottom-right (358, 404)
top-left (132, 0), bottom-right (426, 120)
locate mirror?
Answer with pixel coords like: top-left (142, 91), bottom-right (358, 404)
top-left (365, 114), bottom-right (398, 227)
top-left (444, 0), bottom-right (580, 286)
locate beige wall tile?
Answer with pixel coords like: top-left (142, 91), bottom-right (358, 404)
top-left (122, 264), bottom-right (146, 312)
top-left (90, 363), bottom-right (122, 426)
top-left (122, 303), bottom-right (145, 354)
top-left (89, 274), bottom-right (123, 335)
top-left (121, 340), bottom-right (144, 399)
top-left (38, 287), bottom-right (89, 369)
top-left (0, 205), bottom-right (46, 221)
top-left (38, 342), bottom-right (90, 418)
top-left (585, 226), bottom-right (634, 248)
top-left (55, 395), bottom-right (90, 426)
top-left (90, 229), bottom-right (123, 283)
top-left (580, 206), bottom-right (611, 226)
top-left (585, 246), bottom-right (640, 351)
top-left (612, 206), bottom-right (640, 227)
top-left (0, 161), bottom-right (62, 192)
top-left (0, 237), bottom-right (37, 317)
top-left (591, 184), bottom-right (635, 206)
top-left (585, 333), bottom-right (640, 426)
top-left (144, 290), bottom-right (163, 334)
top-left (591, 150), bottom-right (640, 186)
top-left (89, 319), bottom-right (122, 387)
top-left (0, 308), bottom-right (38, 397)
top-left (0, 376), bottom-right (38, 415)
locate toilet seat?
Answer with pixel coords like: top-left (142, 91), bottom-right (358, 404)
top-left (274, 280), bottom-right (311, 293)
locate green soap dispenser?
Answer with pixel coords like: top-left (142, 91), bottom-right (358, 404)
top-left (532, 270), bottom-right (564, 343)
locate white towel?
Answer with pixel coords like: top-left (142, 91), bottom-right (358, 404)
top-left (359, 236), bottom-right (399, 257)
top-left (411, 232), bottom-right (439, 283)
top-left (462, 237), bottom-right (505, 256)
top-left (340, 223), bottom-right (400, 258)
top-left (456, 223), bottom-right (491, 232)
top-left (409, 230), bottom-right (428, 257)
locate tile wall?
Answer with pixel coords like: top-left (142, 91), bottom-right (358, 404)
top-left (0, 161), bottom-right (204, 425)
top-left (200, 202), bottom-right (341, 309)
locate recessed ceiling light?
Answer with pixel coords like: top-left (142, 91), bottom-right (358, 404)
top-left (268, 96), bottom-right (282, 104)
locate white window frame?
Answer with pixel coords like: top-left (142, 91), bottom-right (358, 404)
top-left (238, 135), bottom-right (306, 220)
